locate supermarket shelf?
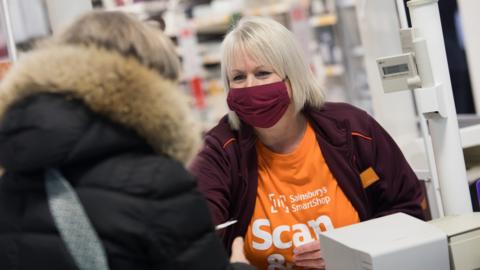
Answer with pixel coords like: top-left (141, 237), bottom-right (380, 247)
top-left (105, 1), bottom-right (167, 17)
top-left (194, 15), bottom-right (231, 34)
top-left (309, 14), bottom-right (337, 27)
top-left (338, 0), bottom-right (356, 8)
top-left (325, 64), bottom-right (344, 77)
top-left (202, 53), bottom-right (221, 66)
top-left (193, 2), bottom-right (288, 33)
top-left (243, 2), bottom-right (289, 16)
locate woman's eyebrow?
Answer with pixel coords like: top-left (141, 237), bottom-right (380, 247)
top-left (230, 69), bottom-right (244, 74)
top-left (230, 65), bottom-right (270, 74)
top-left (254, 65), bottom-right (268, 70)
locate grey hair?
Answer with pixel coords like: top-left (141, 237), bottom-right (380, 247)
top-left (46, 11), bottom-right (180, 81)
top-left (221, 16), bottom-right (325, 130)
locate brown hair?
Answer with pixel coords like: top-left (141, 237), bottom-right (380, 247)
top-left (51, 11), bottom-right (180, 80)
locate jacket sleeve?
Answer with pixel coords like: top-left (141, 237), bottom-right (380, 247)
top-left (145, 163), bottom-right (254, 269)
top-left (229, 263), bottom-right (257, 270)
top-left (361, 115), bottom-right (425, 220)
top-left (188, 135), bottom-right (233, 228)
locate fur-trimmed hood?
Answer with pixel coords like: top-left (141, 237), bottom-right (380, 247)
top-left (0, 45), bottom-right (200, 165)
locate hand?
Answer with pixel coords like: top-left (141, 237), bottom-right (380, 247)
top-left (293, 240), bottom-right (325, 269)
top-left (230, 237), bottom-right (250, 264)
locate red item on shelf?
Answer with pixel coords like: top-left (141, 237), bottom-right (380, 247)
top-left (190, 76), bottom-right (205, 109)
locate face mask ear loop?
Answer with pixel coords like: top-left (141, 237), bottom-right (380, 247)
top-left (283, 76), bottom-right (292, 91)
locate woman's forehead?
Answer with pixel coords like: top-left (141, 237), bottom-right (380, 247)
top-left (229, 50), bottom-right (269, 70)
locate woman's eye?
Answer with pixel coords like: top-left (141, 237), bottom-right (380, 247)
top-left (232, 74), bottom-right (245, 81)
top-left (256, 71), bottom-right (271, 77)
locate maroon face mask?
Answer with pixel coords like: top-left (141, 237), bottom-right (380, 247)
top-left (227, 80), bottom-right (290, 128)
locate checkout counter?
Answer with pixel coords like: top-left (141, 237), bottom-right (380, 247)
top-left (320, 213), bottom-right (480, 270)
top-left (330, 0), bottom-right (480, 269)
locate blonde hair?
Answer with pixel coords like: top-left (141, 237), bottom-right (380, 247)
top-left (221, 16), bottom-right (325, 130)
top-left (49, 11), bottom-right (180, 80)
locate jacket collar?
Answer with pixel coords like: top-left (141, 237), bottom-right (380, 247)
top-left (304, 105), bottom-right (350, 149)
top-left (0, 45), bottom-right (200, 164)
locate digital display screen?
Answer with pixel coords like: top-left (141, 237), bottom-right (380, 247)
top-left (383, 64), bottom-right (409, 75)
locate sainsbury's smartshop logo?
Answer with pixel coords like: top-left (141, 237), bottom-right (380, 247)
top-left (268, 193), bottom-right (290, 214)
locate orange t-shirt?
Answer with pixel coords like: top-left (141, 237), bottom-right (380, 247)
top-left (244, 122), bottom-right (360, 270)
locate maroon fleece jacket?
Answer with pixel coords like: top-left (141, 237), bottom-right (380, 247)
top-left (189, 102), bottom-right (425, 253)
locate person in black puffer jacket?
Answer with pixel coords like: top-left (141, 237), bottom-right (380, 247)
top-left (0, 11), bottom-right (254, 270)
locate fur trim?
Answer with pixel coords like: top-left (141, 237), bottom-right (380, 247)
top-left (0, 45), bottom-right (201, 164)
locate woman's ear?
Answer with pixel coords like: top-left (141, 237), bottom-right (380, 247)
top-left (284, 77), bottom-right (293, 98)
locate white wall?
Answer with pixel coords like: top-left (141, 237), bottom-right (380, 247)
top-left (457, 0), bottom-right (480, 115)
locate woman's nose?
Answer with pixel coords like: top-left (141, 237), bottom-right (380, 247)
top-left (245, 75), bottom-right (258, 88)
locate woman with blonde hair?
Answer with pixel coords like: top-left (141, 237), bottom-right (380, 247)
top-left (0, 11), bottom-right (253, 270)
top-left (189, 17), bottom-right (425, 270)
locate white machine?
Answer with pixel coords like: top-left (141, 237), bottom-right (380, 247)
top-left (319, 213), bottom-right (449, 270)
top-left (430, 214), bottom-right (480, 269)
top-left (377, 52), bottom-right (421, 93)
top-left (376, 0), bottom-right (473, 217)
top-left (320, 213), bottom-right (480, 270)
top-left (320, 1), bottom-right (480, 269)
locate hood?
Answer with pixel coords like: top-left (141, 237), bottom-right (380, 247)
top-left (0, 45), bottom-right (200, 166)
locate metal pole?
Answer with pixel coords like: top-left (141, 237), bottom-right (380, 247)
top-left (1, 0), bottom-right (17, 62)
top-left (417, 115), bottom-right (445, 218)
top-left (408, 0), bottom-right (473, 215)
top-left (395, 0), bottom-right (408, 29)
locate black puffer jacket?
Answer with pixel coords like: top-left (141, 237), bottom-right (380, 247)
top-left (0, 45), bottom-right (253, 270)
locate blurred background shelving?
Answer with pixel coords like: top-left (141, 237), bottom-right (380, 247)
top-left (0, 0), bottom-right (373, 132)
top-left (0, 0), bottom-right (431, 134)
top-left (166, 0), bottom-right (372, 130)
